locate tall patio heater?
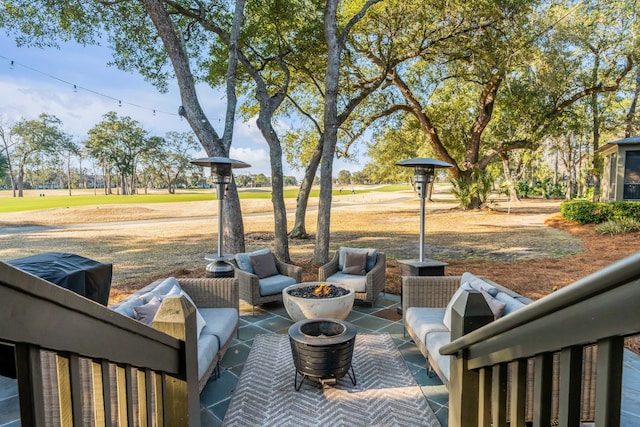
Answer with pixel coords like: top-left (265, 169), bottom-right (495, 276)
top-left (191, 157), bottom-right (251, 278)
top-left (396, 157), bottom-right (452, 277)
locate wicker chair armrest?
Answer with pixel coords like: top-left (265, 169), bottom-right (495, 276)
top-left (177, 278), bottom-right (239, 309)
top-left (402, 275), bottom-right (461, 314)
top-left (318, 251), bottom-right (340, 281)
top-left (365, 252), bottom-right (386, 293)
top-left (276, 259), bottom-right (303, 282)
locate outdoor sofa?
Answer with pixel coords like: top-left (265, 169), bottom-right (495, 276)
top-left (402, 272), bottom-right (596, 421)
top-left (109, 276), bottom-right (239, 392)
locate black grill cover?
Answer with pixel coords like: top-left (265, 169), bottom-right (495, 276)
top-left (7, 252), bottom-right (113, 306)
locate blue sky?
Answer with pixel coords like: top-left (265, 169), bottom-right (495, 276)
top-left (1, 34), bottom-right (363, 179)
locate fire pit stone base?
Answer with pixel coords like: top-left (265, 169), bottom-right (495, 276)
top-left (283, 282), bottom-right (355, 322)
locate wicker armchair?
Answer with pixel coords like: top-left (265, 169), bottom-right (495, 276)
top-left (230, 251), bottom-right (302, 314)
top-left (318, 249), bottom-right (386, 306)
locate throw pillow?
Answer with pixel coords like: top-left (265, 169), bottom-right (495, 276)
top-left (250, 252), bottom-right (279, 279)
top-left (338, 247), bottom-right (377, 272)
top-left (342, 251), bottom-right (367, 275)
top-left (133, 296), bottom-right (162, 326)
top-left (481, 289), bottom-right (507, 320)
top-left (235, 248), bottom-right (270, 274)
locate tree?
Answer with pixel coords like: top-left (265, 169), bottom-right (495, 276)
top-left (139, 132), bottom-right (200, 194)
top-left (9, 113), bottom-right (70, 197)
top-left (0, 124), bottom-right (17, 196)
top-left (1, 0), bottom-right (249, 253)
top-left (336, 170), bottom-right (351, 185)
top-left (86, 112), bottom-right (159, 195)
top-left (351, 0), bottom-right (634, 208)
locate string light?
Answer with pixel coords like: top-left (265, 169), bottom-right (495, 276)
top-left (0, 55), bottom-right (181, 118)
top-left (1, 55), bottom-right (250, 124)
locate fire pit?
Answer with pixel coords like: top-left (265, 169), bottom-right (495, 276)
top-left (288, 318), bottom-right (357, 390)
top-left (283, 282), bottom-right (355, 322)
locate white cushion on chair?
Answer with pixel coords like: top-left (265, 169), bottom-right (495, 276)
top-left (326, 272), bottom-right (366, 293)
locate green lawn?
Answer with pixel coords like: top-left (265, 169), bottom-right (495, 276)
top-left (0, 185), bottom-right (410, 213)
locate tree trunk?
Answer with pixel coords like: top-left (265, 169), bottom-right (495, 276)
top-left (17, 166), bottom-right (25, 197)
top-left (591, 87), bottom-right (601, 201)
top-left (141, 0), bottom-right (246, 253)
top-left (625, 68), bottom-right (640, 138)
top-left (500, 153), bottom-right (520, 203)
top-left (256, 114), bottom-right (291, 262)
top-left (314, 0), bottom-right (340, 265)
top-left (290, 140), bottom-right (323, 239)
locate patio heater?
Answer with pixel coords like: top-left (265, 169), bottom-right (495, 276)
top-left (190, 157), bottom-right (251, 278)
top-left (396, 157), bottom-right (452, 277)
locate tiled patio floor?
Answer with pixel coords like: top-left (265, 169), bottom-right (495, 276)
top-left (199, 293), bottom-right (449, 426)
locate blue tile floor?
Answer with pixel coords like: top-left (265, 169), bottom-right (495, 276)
top-left (2, 293), bottom-right (640, 426)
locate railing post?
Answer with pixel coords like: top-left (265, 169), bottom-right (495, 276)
top-left (153, 295), bottom-right (200, 427)
top-left (448, 290), bottom-right (494, 427)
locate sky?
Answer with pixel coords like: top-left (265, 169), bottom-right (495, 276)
top-left (0, 34), bottom-right (362, 179)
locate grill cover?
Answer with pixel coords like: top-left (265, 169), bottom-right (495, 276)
top-left (7, 252), bottom-right (113, 305)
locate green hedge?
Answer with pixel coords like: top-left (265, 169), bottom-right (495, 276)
top-left (560, 200), bottom-right (640, 224)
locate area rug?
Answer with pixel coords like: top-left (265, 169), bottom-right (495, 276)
top-left (222, 333), bottom-right (441, 427)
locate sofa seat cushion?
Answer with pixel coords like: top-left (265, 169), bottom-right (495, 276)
top-left (405, 307), bottom-right (448, 343)
top-left (425, 331), bottom-right (451, 382)
top-left (325, 272), bottom-right (367, 293)
top-left (259, 274), bottom-right (297, 296)
top-left (197, 333), bottom-right (220, 381)
top-left (200, 308), bottom-right (238, 349)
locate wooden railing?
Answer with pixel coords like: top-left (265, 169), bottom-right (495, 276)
top-left (441, 251), bottom-right (640, 427)
top-left (0, 261), bottom-right (200, 426)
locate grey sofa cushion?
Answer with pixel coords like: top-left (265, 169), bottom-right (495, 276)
top-left (197, 333), bottom-right (220, 381)
top-left (405, 307), bottom-right (448, 343)
top-left (111, 297), bottom-right (145, 318)
top-left (425, 331), bottom-right (451, 381)
top-left (325, 271), bottom-right (366, 292)
top-left (235, 248), bottom-right (270, 274)
top-left (338, 247), bottom-right (377, 272)
top-left (495, 292), bottom-right (527, 315)
top-left (461, 272), bottom-right (498, 297)
top-left (200, 308), bottom-right (238, 350)
top-left (259, 274), bottom-right (297, 296)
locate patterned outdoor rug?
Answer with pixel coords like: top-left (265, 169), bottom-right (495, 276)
top-left (222, 333), bottom-right (440, 427)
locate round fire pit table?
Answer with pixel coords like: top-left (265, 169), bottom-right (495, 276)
top-left (283, 282), bottom-right (355, 322)
top-left (288, 318), bottom-right (357, 390)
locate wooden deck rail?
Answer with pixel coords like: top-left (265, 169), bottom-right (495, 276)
top-left (0, 261), bottom-right (200, 426)
top-left (441, 251), bottom-right (640, 427)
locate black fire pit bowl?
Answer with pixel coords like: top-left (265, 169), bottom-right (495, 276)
top-left (288, 318), bottom-right (357, 390)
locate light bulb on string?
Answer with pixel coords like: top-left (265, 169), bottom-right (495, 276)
top-left (73, 85), bottom-right (78, 93)
top-left (10, 60), bottom-right (14, 70)
top-left (118, 100), bottom-right (122, 107)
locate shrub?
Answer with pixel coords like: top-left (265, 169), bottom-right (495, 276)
top-left (561, 200), bottom-right (640, 224)
top-left (595, 218), bottom-right (640, 236)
